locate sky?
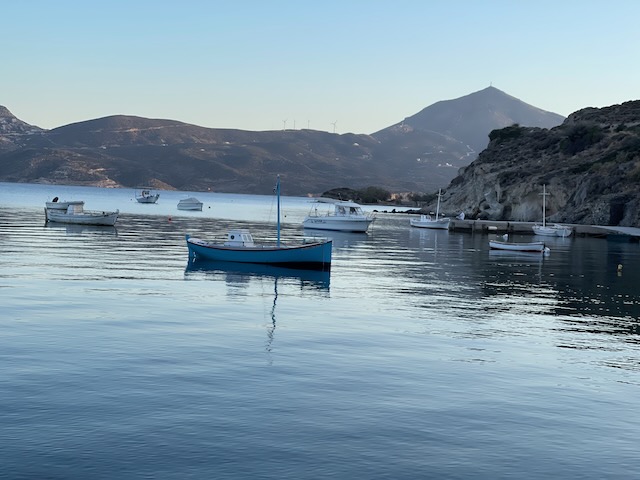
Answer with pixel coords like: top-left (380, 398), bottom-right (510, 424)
top-left (2, 1), bottom-right (639, 134)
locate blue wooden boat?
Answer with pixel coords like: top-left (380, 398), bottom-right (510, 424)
top-left (186, 176), bottom-right (332, 270)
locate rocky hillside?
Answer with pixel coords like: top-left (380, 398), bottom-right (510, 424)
top-left (436, 101), bottom-right (640, 227)
top-left (0, 89), bottom-right (565, 195)
top-left (0, 106), bottom-right (43, 147)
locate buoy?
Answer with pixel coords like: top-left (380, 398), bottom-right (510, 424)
top-left (168, 216), bottom-right (172, 222)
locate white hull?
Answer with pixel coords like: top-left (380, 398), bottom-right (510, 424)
top-left (178, 197), bottom-right (203, 211)
top-left (45, 209), bottom-right (119, 226)
top-left (532, 225), bottom-right (557, 236)
top-left (489, 240), bottom-right (546, 252)
top-left (533, 224), bottom-right (573, 237)
top-left (136, 194), bottom-right (159, 204)
top-left (410, 217), bottom-right (450, 230)
top-left (303, 199), bottom-right (374, 233)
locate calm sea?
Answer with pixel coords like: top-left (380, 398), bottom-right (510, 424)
top-left (1, 182), bottom-right (639, 479)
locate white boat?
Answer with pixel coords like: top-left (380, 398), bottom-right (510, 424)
top-left (489, 239), bottom-right (548, 253)
top-left (177, 197), bottom-right (203, 211)
top-left (302, 199), bottom-right (374, 233)
top-left (186, 176), bottom-right (332, 270)
top-left (532, 185), bottom-right (573, 237)
top-left (45, 201), bottom-right (119, 226)
top-left (410, 189), bottom-right (450, 230)
top-left (136, 188), bottom-right (160, 204)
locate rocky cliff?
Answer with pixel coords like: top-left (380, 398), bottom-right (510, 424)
top-left (436, 101), bottom-right (640, 227)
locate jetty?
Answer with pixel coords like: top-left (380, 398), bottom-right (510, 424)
top-left (448, 219), bottom-right (640, 241)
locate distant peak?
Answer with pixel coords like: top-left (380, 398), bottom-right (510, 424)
top-left (0, 105), bottom-right (45, 133)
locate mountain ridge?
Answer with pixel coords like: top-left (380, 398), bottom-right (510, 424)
top-left (0, 88), bottom-right (565, 195)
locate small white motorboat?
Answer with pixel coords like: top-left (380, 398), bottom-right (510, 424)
top-left (489, 239), bottom-right (548, 253)
top-left (45, 201), bottom-right (119, 226)
top-left (410, 189), bottom-right (450, 230)
top-left (136, 188), bottom-right (160, 204)
top-left (177, 197), bottom-right (203, 211)
top-left (302, 199), bottom-right (374, 233)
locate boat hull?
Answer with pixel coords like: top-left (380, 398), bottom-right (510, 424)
top-left (489, 240), bottom-right (546, 252)
top-left (45, 209), bottom-right (119, 226)
top-left (186, 235), bottom-right (332, 270)
top-left (554, 227), bottom-right (573, 237)
top-left (302, 217), bottom-right (372, 233)
top-left (533, 224), bottom-right (573, 237)
top-left (136, 194), bottom-right (159, 204)
top-left (532, 225), bottom-right (556, 236)
top-left (410, 218), bottom-right (450, 230)
top-left (178, 197), bottom-right (203, 211)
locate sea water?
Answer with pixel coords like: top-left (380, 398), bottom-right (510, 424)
top-left (1, 182), bottom-right (639, 479)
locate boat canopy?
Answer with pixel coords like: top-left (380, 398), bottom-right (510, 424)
top-left (224, 229), bottom-right (255, 247)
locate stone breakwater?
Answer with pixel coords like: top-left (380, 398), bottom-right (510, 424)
top-left (448, 219), bottom-right (640, 240)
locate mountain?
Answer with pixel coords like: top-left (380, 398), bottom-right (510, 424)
top-left (0, 106), bottom-right (44, 148)
top-left (371, 87), bottom-right (565, 185)
top-left (434, 100), bottom-right (640, 227)
top-left (0, 88), bottom-right (565, 194)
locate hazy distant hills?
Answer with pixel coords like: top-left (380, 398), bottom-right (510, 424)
top-left (0, 87), bottom-right (565, 195)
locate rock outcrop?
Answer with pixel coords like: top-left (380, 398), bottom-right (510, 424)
top-left (435, 101), bottom-right (640, 226)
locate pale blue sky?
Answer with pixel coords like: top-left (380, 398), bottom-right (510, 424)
top-left (2, 1), bottom-right (638, 134)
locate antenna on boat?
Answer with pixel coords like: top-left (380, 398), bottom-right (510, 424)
top-left (276, 175), bottom-right (281, 247)
top-left (540, 184), bottom-right (549, 227)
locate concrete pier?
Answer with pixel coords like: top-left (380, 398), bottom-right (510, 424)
top-left (448, 219), bottom-right (640, 240)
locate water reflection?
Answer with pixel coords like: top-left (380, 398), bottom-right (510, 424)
top-left (184, 259), bottom-right (331, 290)
top-left (304, 229), bottom-right (369, 250)
top-left (44, 223), bottom-right (118, 236)
top-left (184, 259), bottom-right (331, 357)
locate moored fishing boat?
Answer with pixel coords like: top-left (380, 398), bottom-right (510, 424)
top-left (186, 176), bottom-right (332, 270)
top-left (489, 239), bottom-right (548, 253)
top-left (44, 201), bottom-right (119, 226)
top-left (136, 188), bottom-right (160, 204)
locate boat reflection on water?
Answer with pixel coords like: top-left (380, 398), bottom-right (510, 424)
top-left (44, 223), bottom-right (118, 236)
top-left (308, 230), bottom-right (369, 250)
top-left (488, 249), bottom-right (546, 261)
top-left (184, 259), bottom-right (331, 290)
top-left (185, 259), bottom-right (330, 356)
